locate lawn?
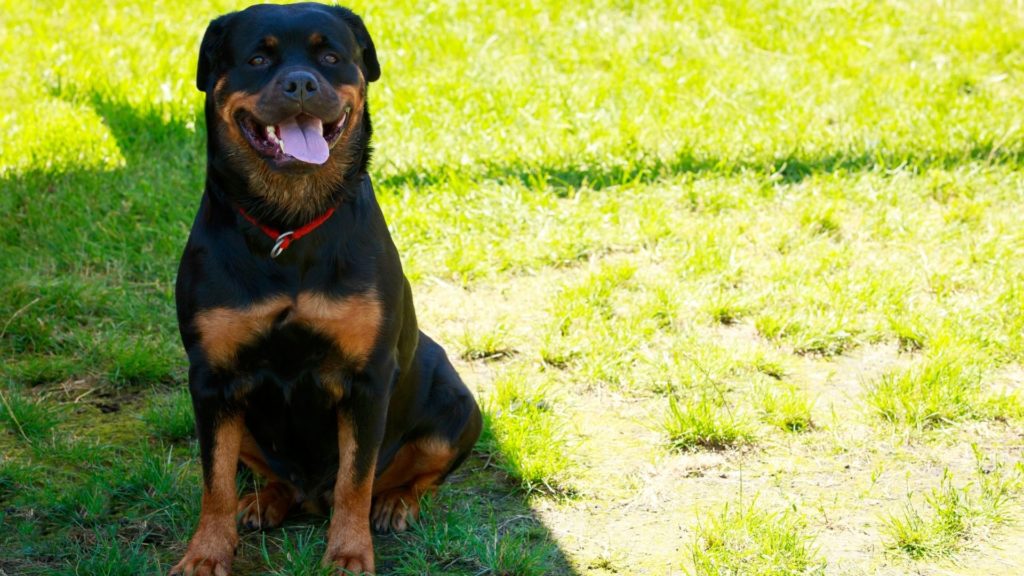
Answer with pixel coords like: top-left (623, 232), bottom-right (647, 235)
top-left (2, 0), bottom-right (1024, 574)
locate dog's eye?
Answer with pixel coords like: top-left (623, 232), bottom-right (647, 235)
top-left (249, 55), bottom-right (269, 67)
top-left (321, 53), bottom-right (340, 65)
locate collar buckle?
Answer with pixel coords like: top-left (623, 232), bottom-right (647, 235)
top-left (270, 231), bottom-right (295, 258)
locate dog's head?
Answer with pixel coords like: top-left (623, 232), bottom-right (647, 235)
top-left (197, 3), bottom-right (379, 220)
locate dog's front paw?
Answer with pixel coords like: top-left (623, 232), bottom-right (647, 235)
top-left (170, 526), bottom-right (237, 576)
top-left (169, 553), bottom-right (232, 576)
top-left (322, 544), bottom-right (375, 575)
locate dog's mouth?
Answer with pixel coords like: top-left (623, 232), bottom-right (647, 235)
top-left (236, 108), bottom-right (351, 166)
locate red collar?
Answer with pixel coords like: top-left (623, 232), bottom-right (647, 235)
top-left (238, 206), bottom-right (336, 258)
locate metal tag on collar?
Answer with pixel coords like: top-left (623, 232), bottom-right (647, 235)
top-left (270, 230), bottom-right (295, 258)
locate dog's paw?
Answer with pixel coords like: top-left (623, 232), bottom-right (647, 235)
top-left (370, 488), bottom-right (420, 533)
top-left (169, 552), bottom-right (232, 576)
top-left (236, 482), bottom-right (294, 530)
top-left (322, 540), bottom-right (375, 575)
top-left (322, 552), bottom-right (374, 575)
top-left (170, 525), bottom-right (237, 576)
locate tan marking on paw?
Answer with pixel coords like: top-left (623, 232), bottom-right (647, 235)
top-left (323, 413), bottom-right (376, 574)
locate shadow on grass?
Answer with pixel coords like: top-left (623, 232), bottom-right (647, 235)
top-left (0, 96), bottom-right (200, 388)
top-left (0, 95), bottom-right (580, 575)
top-left (377, 142), bottom-right (1024, 194)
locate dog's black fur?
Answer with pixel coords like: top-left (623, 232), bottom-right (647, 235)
top-left (171, 4), bottom-right (481, 574)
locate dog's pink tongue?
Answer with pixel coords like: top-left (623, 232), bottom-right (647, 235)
top-left (278, 116), bottom-right (329, 164)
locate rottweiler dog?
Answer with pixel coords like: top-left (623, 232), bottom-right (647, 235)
top-left (171, 4), bottom-right (481, 575)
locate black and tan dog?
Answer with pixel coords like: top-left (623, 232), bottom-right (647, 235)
top-left (171, 4), bottom-right (481, 575)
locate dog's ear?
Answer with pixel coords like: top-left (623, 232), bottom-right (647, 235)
top-left (334, 8), bottom-right (380, 83)
top-left (196, 13), bottom-right (237, 92)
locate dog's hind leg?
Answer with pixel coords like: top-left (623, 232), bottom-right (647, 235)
top-left (370, 334), bottom-right (482, 533)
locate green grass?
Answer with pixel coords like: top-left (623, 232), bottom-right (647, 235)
top-left (689, 501), bottom-right (826, 576)
top-left (759, 383), bottom-right (815, 433)
top-left (866, 354), bottom-right (1020, 429)
top-left (258, 528), bottom-right (333, 576)
top-left (482, 367), bottom-right (573, 494)
top-left (384, 492), bottom-right (559, 576)
top-left (458, 322), bottom-right (516, 361)
top-left (0, 387), bottom-right (63, 440)
top-left (883, 458), bottom-right (1023, 560)
top-left (3, 0), bottom-right (1024, 573)
top-left (141, 388), bottom-right (195, 442)
top-left (664, 393), bottom-right (755, 451)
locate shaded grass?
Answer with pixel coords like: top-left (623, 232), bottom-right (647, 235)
top-left (141, 388), bottom-right (194, 442)
top-left (258, 528), bottom-right (333, 576)
top-left (384, 493), bottom-right (556, 576)
top-left (0, 434), bottom-right (200, 572)
top-left (69, 526), bottom-right (163, 576)
top-left (0, 387), bottom-right (63, 440)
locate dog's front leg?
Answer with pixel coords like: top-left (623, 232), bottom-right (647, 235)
top-left (322, 360), bottom-right (394, 575)
top-left (171, 375), bottom-right (242, 576)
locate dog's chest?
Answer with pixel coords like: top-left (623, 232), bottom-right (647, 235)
top-left (193, 291), bottom-right (382, 374)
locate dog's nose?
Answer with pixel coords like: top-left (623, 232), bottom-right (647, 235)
top-left (281, 71), bottom-right (319, 102)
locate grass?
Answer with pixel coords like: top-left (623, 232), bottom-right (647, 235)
top-left (384, 493), bottom-right (559, 576)
top-left (664, 393), bottom-right (755, 451)
top-left (0, 387), bottom-right (63, 440)
top-left (458, 322), bottom-right (516, 361)
top-left (482, 367), bottom-right (573, 494)
top-left (2, 0), bottom-right (1024, 574)
top-left (883, 456), bottom-right (1023, 560)
top-left (689, 501), bottom-right (826, 576)
top-left (140, 388), bottom-right (194, 442)
top-left (759, 383), bottom-right (815, 433)
top-left (866, 354), bottom-right (1021, 429)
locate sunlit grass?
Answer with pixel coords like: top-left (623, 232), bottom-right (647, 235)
top-left (883, 460), bottom-right (1023, 559)
top-left (689, 501), bottom-right (825, 576)
top-left (865, 354), bottom-right (1020, 429)
top-left (664, 393), bottom-right (755, 452)
top-left (758, 383), bottom-right (815, 433)
top-left (482, 367), bottom-right (573, 494)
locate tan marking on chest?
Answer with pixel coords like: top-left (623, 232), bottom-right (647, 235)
top-left (194, 296), bottom-right (292, 368)
top-left (294, 291), bottom-right (382, 370)
top-left (193, 292), bottom-right (382, 371)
